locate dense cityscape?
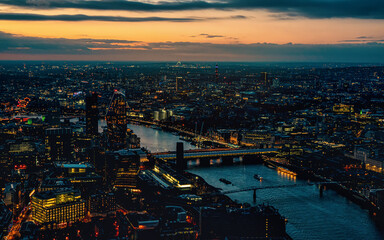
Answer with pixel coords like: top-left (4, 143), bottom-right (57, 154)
top-left (0, 61), bottom-right (383, 239)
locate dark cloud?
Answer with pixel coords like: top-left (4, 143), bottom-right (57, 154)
top-left (1, 0), bottom-right (384, 19)
top-left (339, 36), bottom-right (384, 43)
top-left (356, 36), bottom-right (373, 39)
top-left (0, 13), bottom-right (221, 22)
top-left (1, 31), bottom-right (384, 62)
top-left (199, 34), bottom-right (225, 38)
top-left (0, 31), bottom-right (143, 54)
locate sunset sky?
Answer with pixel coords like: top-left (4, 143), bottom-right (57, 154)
top-left (0, 0), bottom-right (384, 62)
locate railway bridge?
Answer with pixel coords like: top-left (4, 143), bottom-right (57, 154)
top-left (153, 148), bottom-right (279, 166)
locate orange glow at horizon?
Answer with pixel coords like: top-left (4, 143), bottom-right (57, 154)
top-left (0, 6), bottom-right (383, 45)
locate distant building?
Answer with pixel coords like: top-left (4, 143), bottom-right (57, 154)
top-left (127, 130), bottom-right (141, 149)
top-left (176, 77), bottom-right (183, 92)
top-left (106, 90), bottom-right (127, 150)
top-left (215, 64), bottom-right (219, 82)
top-left (333, 104), bottom-right (354, 113)
top-left (52, 162), bottom-right (101, 195)
top-left (89, 192), bottom-right (116, 214)
top-left (45, 107), bottom-right (60, 127)
top-left (85, 92), bottom-right (99, 137)
top-left (39, 178), bottom-right (73, 192)
top-left (261, 72), bottom-right (271, 90)
top-left (31, 188), bottom-right (85, 225)
top-left (45, 128), bottom-right (73, 162)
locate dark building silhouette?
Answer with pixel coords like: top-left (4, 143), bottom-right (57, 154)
top-left (261, 72), bottom-right (272, 90)
top-left (106, 90), bottom-right (127, 150)
top-left (45, 107), bottom-right (60, 127)
top-left (176, 142), bottom-right (186, 172)
top-left (45, 128), bottom-right (73, 162)
top-left (215, 64), bottom-right (219, 82)
top-left (85, 92), bottom-right (99, 137)
top-left (107, 150), bottom-right (140, 191)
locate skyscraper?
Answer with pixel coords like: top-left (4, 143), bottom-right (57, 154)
top-left (85, 92), bottom-right (99, 137)
top-left (176, 77), bottom-right (183, 92)
top-left (106, 90), bottom-right (127, 150)
top-left (109, 150), bottom-right (140, 191)
top-left (215, 64), bottom-right (219, 82)
top-left (261, 72), bottom-right (271, 90)
top-left (45, 128), bottom-right (73, 162)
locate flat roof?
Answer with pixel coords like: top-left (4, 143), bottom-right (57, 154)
top-left (54, 162), bottom-right (94, 168)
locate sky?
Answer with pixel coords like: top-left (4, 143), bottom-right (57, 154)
top-left (0, 0), bottom-right (384, 62)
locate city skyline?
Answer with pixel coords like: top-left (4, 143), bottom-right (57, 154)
top-left (0, 0), bottom-right (384, 62)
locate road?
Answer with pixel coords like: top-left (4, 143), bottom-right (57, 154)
top-left (6, 204), bottom-right (32, 240)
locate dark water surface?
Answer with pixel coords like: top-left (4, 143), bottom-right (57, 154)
top-left (101, 121), bottom-right (384, 240)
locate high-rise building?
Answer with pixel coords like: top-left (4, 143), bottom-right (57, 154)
top-left (85, 92), bottom-right (99, 137)
top-left (176, 142), bottom-right (186, 172)
top-left (215, 64), bottom-right (219, 82)
top-left (176, 77), bottom-right (183, 92)
top-left (45, 128), bottom-right (73, 162)
top-left (106, 90), bottom-right (127, 150)
top-left (107, 150), bottom-right (140, 191)
top-left (261, 72), bottom-right (271, 90)
top-left (45, 107), bottom-right (60, 127)
top-left (31, 188), bottom-right (85, 225)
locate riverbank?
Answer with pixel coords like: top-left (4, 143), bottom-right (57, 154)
top-left (265, 159), bottom-right (382, 223)
top-left (128, 117), bottom-right (237, 148)
top-left (183, 170), bottom-right (293, 240)
top-left (128, 122), bottom-right (383, 239)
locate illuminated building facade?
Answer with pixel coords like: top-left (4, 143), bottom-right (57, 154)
top-left (31, 189), bottom-right (85, 225)
top-left (140, 163), bottom-right (193, 192)
top-left (85, 92), bottom-right (99, 137)
top-left (106, 90), bottom-right (127, 150)
top-left (109, 150), bottom-right (140, 191)
top-left (45, 128), bottom-right (73, 162)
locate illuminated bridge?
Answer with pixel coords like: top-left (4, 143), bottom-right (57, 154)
top-left (206, 181), bottom-right (342, 202)
top-left (153, 148), bottom-right (278, 160)
top-left (153, 148), bottom-right (278, 166)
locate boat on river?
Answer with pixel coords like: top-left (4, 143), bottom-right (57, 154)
top-left (219, 178), bottom-right (232, 184)
top-left (254, 174), bottom-right (263, 181)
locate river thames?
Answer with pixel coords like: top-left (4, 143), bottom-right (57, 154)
top-left (108, 122), bottom-right (383, 240)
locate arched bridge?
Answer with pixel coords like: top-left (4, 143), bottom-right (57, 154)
top-left (205, 181), bottom-right (343, 202)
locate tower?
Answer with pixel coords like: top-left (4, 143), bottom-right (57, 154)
top-left (261, 72), bottom-right (271, 90)
top-left (215, 64), bottom-right (219, 82)
top-left (176, 77), bottom-right (183, 92)
top-left (106, 90), bottom-right (127, 150)
top-left (176, 142), bottom-right (186, 172)
top-left (86, 92), bottom-right (99, 137)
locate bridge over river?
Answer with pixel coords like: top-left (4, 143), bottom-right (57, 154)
top-left (153, 148), bottom-right (278, 166)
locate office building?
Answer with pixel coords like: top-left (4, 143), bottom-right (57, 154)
top-left (85, 92), bottom-right (99, 137)
top-left (31, 188), bottom-right (85, 225)
top-left (106, 90), bottom-right (127, 150)
top-left (107, 150), bottom-right (140, 191)
top-left (45, 128), bottom-right (73, 162)
top-left (89, 192), bottom-right (116, 214)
